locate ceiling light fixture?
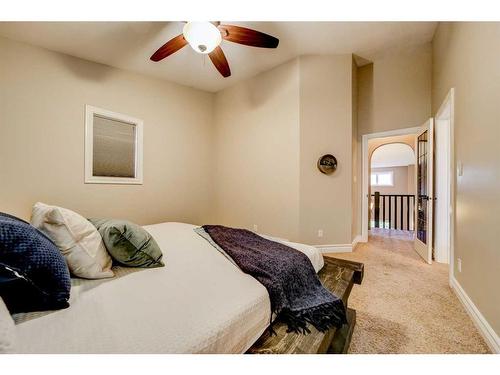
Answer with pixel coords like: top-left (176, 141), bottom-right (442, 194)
top-left (182, 22), bottom-right (222, 54)
top-left (151, 22), bottom-right (279, 78)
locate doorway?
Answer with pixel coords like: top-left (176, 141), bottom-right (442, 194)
top-left (361, 93), bottom-right (454, 266)
top-left (361, 126), bottom-right (421, 243)
top-left (369, 141), bottom-right (416, 233)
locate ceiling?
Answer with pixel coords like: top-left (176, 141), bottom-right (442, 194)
top-left (372, 143), bottom-right (415, 168)
top-left (0, 22), bottom-right (437, 92)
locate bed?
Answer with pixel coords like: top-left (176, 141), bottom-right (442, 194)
top-left (12, 222), bottom-right (362, 354)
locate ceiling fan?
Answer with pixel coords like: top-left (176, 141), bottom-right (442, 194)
top-left (150, 22), bottom-right (279, 78)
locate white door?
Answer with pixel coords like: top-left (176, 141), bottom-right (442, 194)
top-left (414, 118), bottom-right (434, 264)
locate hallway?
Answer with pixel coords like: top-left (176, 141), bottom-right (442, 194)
top-left (326, 229), bottom-right (490, 353)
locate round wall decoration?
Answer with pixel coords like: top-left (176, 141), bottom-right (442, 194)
top-left (317, 154), bottom-right (338, 175)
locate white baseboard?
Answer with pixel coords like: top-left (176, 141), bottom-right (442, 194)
top-left (316, 235), bottom-right (363, 254)
top-left (450, 277), bottom-right (500, 353)
top-left (352, 235), bottom-right (363, 249)
top-left (316, 244), bottom-right (352, 253)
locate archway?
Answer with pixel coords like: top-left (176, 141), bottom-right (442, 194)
top-left (369, 142), bottom-right (416, 232)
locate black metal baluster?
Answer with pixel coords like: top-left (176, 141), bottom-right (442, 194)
top-left (406, 195), bottom-right (410, 230)
top-left (382, 195), bottom-right (386, 229)
top-left (389, 196), bottom-right (392, 229)
top-left (400, 196), bottom-right (403, 231)
top-left (394, 196), bottom-right (398, 230)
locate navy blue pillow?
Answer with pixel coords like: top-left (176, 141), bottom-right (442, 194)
top-left (0, 212), bottom-right (71, 313)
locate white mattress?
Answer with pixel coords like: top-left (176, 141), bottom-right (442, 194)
top-left (14, 222), bottom-right (323, 353)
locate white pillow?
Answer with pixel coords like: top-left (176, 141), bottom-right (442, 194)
top-left (31, 202), bottom-right (114, 279)
top-left (0, 297), bottom-right (16, 353)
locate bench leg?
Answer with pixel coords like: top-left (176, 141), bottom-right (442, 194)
top-left (328, 308), bottom-right (356, 354)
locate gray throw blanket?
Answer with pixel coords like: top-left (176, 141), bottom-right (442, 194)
top-left (200, 225), bottom-right (347, 334)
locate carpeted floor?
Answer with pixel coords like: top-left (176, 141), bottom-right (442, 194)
top-left (326, 229), bottom-right (490, 354)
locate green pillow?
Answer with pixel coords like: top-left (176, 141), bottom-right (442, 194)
top-left (89, 218), bottom-right (164, 268)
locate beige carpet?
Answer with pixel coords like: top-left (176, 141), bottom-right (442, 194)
top-left (326, 229), bottom-right (490, 354)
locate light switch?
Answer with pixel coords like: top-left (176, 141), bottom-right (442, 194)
top-left (457, 161), bottom-right (463, 177)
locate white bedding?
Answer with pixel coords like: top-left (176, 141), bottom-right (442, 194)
top-left (14, 222), bottom-right (324, 353)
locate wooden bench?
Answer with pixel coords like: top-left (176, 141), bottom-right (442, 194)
top-left (247, 256), bottom-right (364, 354)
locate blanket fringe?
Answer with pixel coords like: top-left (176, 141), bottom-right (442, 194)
top-left (274, 300), bottom-right (347, 334)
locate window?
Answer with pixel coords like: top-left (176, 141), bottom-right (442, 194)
top-left (85, 105), bottom-right (143, 184)
top-left (371, 171), bottom-right (394, 186)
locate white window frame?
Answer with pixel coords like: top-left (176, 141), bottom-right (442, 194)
top-left (84, 105), bottom-right (143, 185)
top-left (370, 171), bottom-right (394, 187)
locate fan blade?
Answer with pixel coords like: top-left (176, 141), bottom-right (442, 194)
top-left (150, 34), bottom-right (188, 62)
top-left (218, 25), bottom-right (279, 48)
top-left (209, 46), bottom-right (231, 77)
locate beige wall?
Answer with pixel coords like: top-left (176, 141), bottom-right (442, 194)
top-left (351, 59), bottom-right (361, 242)
top-left (368, 134), bottom-right (416, 156)
top-left (432, 22), bottom-right (500, 336)
top-left (213, 55), bottom-right (354, 245)
top-left (299, 55), bottom-right (353, 245)
top-left (0, 36), bottom-right (214, 225)
top-left (368, 134), bottom-right (416, 194)
top-left (407, 165), bottom-right (415, 195)
top-left (357, 64), bottom-right (373, 136)
top-left (356, 45), bottom-right (430, 239)
top-left (212, 54), bottom-right (355, 245)
top-left (371, 166), bottom-right (413, 195)
top-left (358, 43), bottom-right (432, 136)
top-left (212, 59), bottom-right (301, 241)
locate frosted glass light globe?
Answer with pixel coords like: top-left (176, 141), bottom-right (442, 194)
top-left (183, 22), bottom-right (222, 54)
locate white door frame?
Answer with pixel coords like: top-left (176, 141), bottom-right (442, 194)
top-left (435, 89), bottom-right (455, 284)
top-left (361, 126), bottom-right (422, 242)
